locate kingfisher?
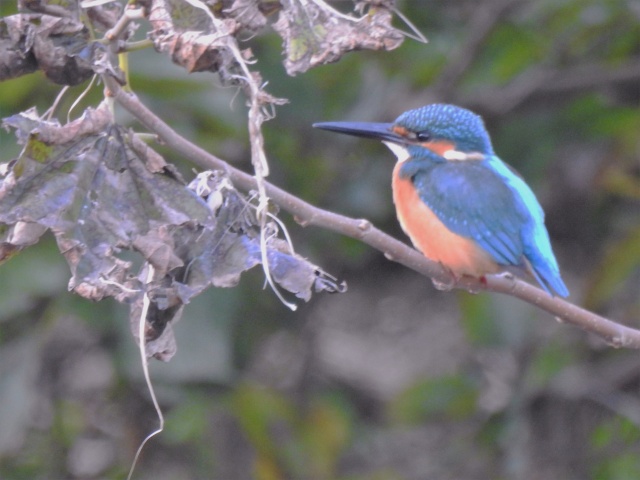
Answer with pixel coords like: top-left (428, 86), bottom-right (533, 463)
top-left (313, 104), bottom-right (569, 297)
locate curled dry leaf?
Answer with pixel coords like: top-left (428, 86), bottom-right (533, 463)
top-left (1, 107), bottom-right (345, 361)
top-left (0, 14), bottom-right (96, 85)
top-left (273, 0), bottom-right (404, 76)
top-left (126, 171), bottom-right (347, 361)
top-left (19, 0), bottom-right (123, 32)
top-left (148, 0), bottom-right (240, 74)
top-left (0, 102), bottom-right (209, 300)
top-left (219, 0), bottom-right (269, 32)
top-left (18, 0), bottom-right (80, 18)
top-left (146, 0), bottom-right (404, 77)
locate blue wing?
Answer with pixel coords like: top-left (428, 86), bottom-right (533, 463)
top-left (411, 161), bottom-right (525, 265)
top-left (485, 155), bottom-right (569, 297)
top-left (406, 158), bottom-right (568, 297)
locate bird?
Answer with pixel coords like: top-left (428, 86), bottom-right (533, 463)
top-left (313, 103), bottom-right (569, 297)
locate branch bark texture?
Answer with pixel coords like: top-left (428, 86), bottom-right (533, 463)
top-left (105, 77), bottom-right (640, 350)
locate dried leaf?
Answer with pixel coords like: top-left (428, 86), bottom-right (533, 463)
top-left (0, 222), bottom-right (48, 263)
top-left (132, 228), bottom-right (185, 276)
top-left (224, 0), bottom-right (269, 31)
top-left (18, 0), bottom-right (80, 18)
top-left (273, 0), bottom-right (404, 76)
top-left (180, 171), bottom-right (347, 301)
top-left (0, 102), bottom-right (211, 299)
top-left (1, 108), bottom-right (345, 362)
top-left (125, 171), bottom-right (346, 360)
top-left (0, 14), bottom-right (95, 85)
top-left (148, 0), bottom-right (239, 74)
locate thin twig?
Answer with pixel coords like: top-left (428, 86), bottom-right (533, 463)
top-left (127, 265), bottom-right (164, 480)
top-left (118, 39), bottom-right (154, 53)
top-left (463, 60), bottom-right (640, 115)
top-left (103, 7), bottom-right (144, 42)
top-left (103, 76), bottom-right (640, 349)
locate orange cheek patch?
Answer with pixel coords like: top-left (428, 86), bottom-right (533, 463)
top-left (392, 125), bottom-right (410, 137)
top-left (423, 140), bottom-right (455, 156)
top-left (391, 163), bottom-right (499, 278)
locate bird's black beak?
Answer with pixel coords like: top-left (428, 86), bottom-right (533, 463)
top-left (313, 121), bottom-right (406, 144)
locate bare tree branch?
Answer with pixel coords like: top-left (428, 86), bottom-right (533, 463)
top-left (104, 75), bottom-right (640, 350)
top-left (462, 59), bottom-right (640, 114)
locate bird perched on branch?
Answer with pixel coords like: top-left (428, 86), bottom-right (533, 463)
top-left (314, 104), bottom-right (568, 297)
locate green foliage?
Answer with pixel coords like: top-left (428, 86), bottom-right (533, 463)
top-left (389, 374), bottom-right (479, 423)
top-left (566, 96), bottom-right (640, 151)
top-left (458, 292), bottom-right (504, 347)
top-left (591, 417), bottom-right (640, 450)
top-left (0, 235), bottom-right (68, 322)
top-left (163, 396), bottom-right (212, 444)
top-left (483, 26), bottom-right (546, 82)
top-left (592, 417), bottom-right (640, 480)
top-left (585, 226), bottom-right (640, 310)
top-left (228, 383), bottom-right (354, 479)
top-left (593, 454), bottom-right (640, 480)
top-left (527, 340), bottom-right (578, 388)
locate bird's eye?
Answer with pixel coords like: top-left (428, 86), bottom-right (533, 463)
top-left (415, 131), bottom-right (431, 142)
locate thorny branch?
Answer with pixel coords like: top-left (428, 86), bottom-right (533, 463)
top-left (103, 75), bottom-right (640, 350)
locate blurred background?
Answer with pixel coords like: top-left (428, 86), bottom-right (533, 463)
top-left (0, 0), bottom-right (639, 478)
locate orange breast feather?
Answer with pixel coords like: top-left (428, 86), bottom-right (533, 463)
top-left (392, 163), bottom-right (499, 277)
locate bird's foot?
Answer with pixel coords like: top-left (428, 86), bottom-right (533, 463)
top-left (470, 271), bottom-right (518, 294)
top-left (492, 271), bottom-right (517, 291)
top-left (455, 274), bottom-right (491, 294)
top-left (431, 269), bottom-right (458, 292)
top-left (495, 271), bottom-right (515, 281)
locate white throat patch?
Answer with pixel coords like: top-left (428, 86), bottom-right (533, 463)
top-left (383, 141), bottom-right (411, 163)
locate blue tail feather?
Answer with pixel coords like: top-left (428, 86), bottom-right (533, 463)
top-left (526, 248), bottom-right (569, 297)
